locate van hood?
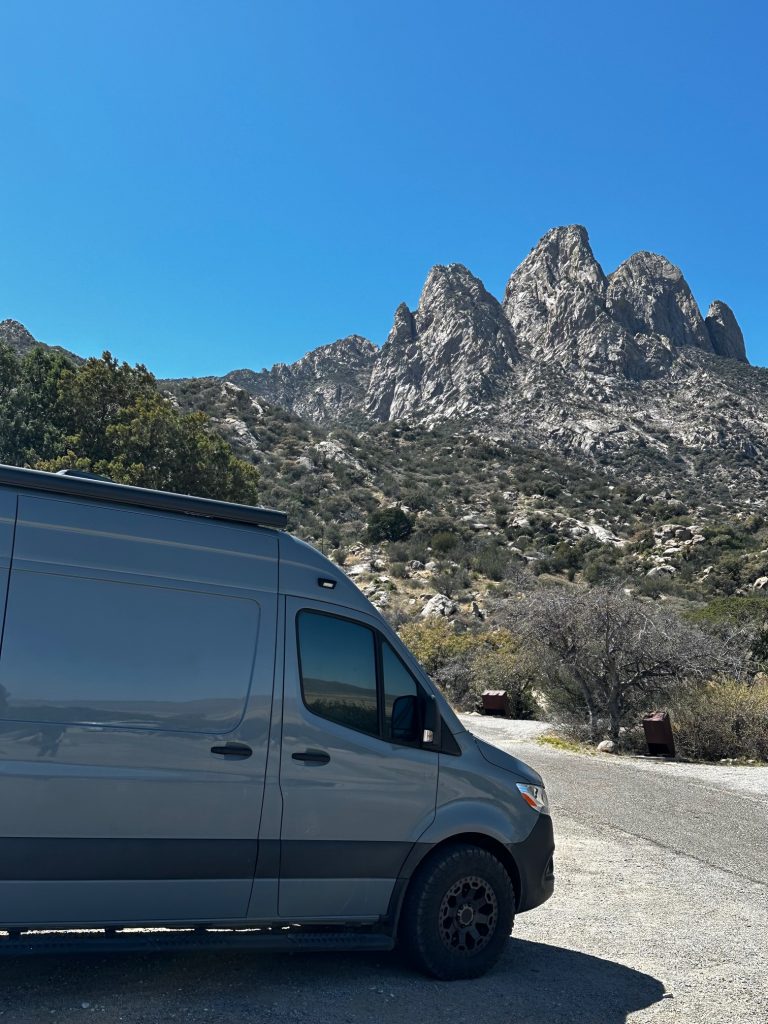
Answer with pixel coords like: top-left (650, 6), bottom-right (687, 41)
top-left (473, 736), bottom-right (544, 787)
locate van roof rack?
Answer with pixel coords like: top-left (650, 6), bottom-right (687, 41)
top-left (0, 464), bottom-right (288, 530)
top-left (56, 468), bottom-right (112, 481)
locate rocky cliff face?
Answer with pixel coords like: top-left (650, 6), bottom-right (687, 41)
top-left (364, 264), bottom-right (519, 421)
top-left (177, 223), bottom-right (761, 502)
top-left (705, 300), bottom-right (747, 362)
top-left (502, 225), bottom-right (640, 375)
top-left (0, 319), bottom-right (82, 364)
top-left (223, 334), bottom-right (376, 424)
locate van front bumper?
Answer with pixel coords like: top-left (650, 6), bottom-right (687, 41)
top-left (508, 812), bottom-right (555, 912)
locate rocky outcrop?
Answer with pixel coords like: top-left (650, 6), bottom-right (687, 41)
top-left (0, 320), bottom-right (38, 355)
top-left (606, 252), bottom-right (714, 356)
top-left (365, 263), bottom-right (519, 421)
top-left (6, 225), bottom-right (757, 503)
top-left (501, 227), bottom-right (730, 380)
top-left (0, 319), bottom-right (82, 364)
top-left (225, 334), bottom-right (376, 424)
top-left (502, 225), bottom-right (637, 374)
top-left (705, 300), bottom-right (747, 362)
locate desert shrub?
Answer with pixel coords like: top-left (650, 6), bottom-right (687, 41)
top-left (688, 595), bottom-right (768, 666)
top-left (470, 639), bottom-right (540, 719)
top-left (398, 619), bottom-right (539, 716)
top-left (399, 487), bottom-right (436, 512)
top-left (332, 547), bottom-right (348, 566)
top-left (366, 506), bottom-right (413, 543)
top-left (431, 530), bottom-right (458, 553)
top-left (671, 678), bottom-right (768, 761)
top-left (471, 543), bottom-right (509, 581)
top-left (399, 618), bottom-right (477, 676)
top-left (581, 547), bottom-right (621, 584)
top-left (514, 585), bottom-right (739, 745)
top-left (432, 565), bottom-right (471, 598)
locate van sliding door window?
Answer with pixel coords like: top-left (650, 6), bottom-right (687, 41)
top-left (297, 612), bottom-right (378, 736)
top-left (0, 572), bottom-right (260, 733)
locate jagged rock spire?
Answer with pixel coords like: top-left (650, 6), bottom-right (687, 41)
top-left (502, 226), bottom-right (649, 376)
top-left (364, 263), bottom-right (519, 422)
top-left (705, 300), bottom-right (747, 362)
top-left (606, 252), bottom-right (713, 353)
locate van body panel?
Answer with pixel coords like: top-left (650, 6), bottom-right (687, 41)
top-left (0, 490), bottom-right (15, 564)
top-left (244, 594), bottom-right (286, 920)
top-left (433, 733), bottom-right (540, 846)
top-left (0, 879), bottom-right (251, 929)
top-left (0, 488), bottom-right (279, 925)
top-left (276, 594), bottom-right (439, 919)
top-left (276, 878), bottom-right (394, 920)
top-left (13, 494), bottom-right (278, 591)
top-left (277, 534), bottom-right (374, 614)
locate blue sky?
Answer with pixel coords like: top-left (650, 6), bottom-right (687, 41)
top-left (1, 0), bottom-right (766, 376)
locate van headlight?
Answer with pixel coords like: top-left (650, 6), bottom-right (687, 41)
top-left (516, 783), bottom-right (549, 814)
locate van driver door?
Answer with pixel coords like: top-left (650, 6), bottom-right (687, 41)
top-left (278, 598), bottom-right (439, 920)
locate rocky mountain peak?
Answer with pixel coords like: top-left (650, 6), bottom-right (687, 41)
top-left (606, 251), bottom-right (713, 354)
top-left (418, 261), bottom-right (496, 311)
top-left (0, 319), bottom-right (82, 364)
top-left (364, 263), bottom-right (519, 422)
top-left (705, 300), bottom-right (747, 362)
top-left (502, 225), bottom-right (647, 375)
top-left (0, 319), bottom-right (40, 356)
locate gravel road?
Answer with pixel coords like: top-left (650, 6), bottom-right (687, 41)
top-left (0, 719), bottom-right (765, 1024)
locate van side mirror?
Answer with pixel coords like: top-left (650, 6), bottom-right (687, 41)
top-left (391, 694), bottom-right (419, 743)
top-left (422, 694), bottom-right (442, 748)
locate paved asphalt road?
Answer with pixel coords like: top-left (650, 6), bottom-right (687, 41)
top-left (0, 719), bottom-right (765, 1024)
top-left (466, 715), bottom-right (768, 887)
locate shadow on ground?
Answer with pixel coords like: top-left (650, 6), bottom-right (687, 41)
top-left (0, 938), bottom-right (666, 1023)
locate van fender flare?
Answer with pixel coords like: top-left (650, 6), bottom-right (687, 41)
top-left (384, 800), bottom-right (527, 930)
top-left (403, 798), bottom-right (524, 877)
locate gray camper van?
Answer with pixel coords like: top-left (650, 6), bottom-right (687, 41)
top-left (0, 465), bottom-right (554, 979)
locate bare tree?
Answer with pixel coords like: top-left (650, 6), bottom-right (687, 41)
top-left (513, 585), bottom-right (743, 745)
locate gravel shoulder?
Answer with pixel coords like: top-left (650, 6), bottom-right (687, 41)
top-left (0, 718), bottom-right (765, 1023)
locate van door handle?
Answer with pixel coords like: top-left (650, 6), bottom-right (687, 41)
top-left (210, 742), bottom-right (253, 759)
top-left (292, 750), bottom-right (330, 765)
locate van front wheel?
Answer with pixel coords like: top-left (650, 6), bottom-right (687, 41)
top-left (399, 843), bottom-right (515, 979)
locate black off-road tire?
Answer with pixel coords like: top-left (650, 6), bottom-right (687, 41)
top-left (399, 843), bottom-right (515, 980)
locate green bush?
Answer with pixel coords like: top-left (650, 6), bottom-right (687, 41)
top-left (672, 679), bottom-right (768, 761)
top-left (472, 543), bottom-right (509, 581)
top-left (365, 506), bottom-right (413, 543)
top-left (398, 619), bottom-right (539, 717)
top-left (431, 530), bottom-right (458, 553)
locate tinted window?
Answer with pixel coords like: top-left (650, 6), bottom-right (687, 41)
top-left (0, 570), bottom-right (260, 733)
top-left (382, 641), bottom-right (420, 741)
top-left (298, 612), bottom-right (378, 735)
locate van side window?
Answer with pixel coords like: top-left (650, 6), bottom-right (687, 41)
top-left (0, 571), bottom-right (260, 733)
top-left (382, 640), bottom-right (420, 742)
top-left (297, 612), bottom-right (378, 736)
